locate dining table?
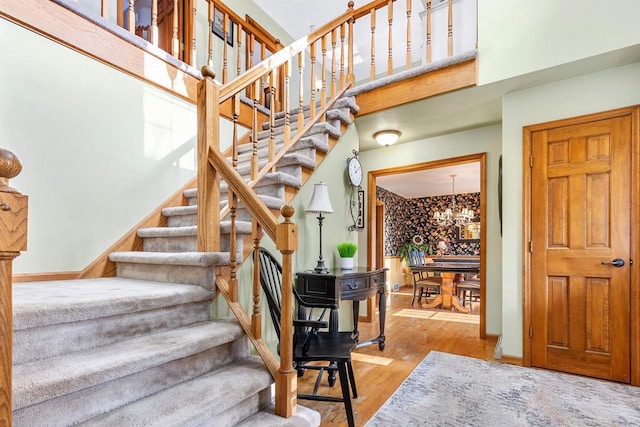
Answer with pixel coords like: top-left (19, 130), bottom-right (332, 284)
top-left (410, 262), bottom-right (480, 314)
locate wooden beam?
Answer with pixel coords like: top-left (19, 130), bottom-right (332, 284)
top-left (355, 58), bottom-right (477, 116)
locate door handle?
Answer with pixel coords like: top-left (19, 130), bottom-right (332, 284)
top-left (601, 258), bottom-right (625, 267)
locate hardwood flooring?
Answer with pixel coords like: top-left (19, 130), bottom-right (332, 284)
top-left (296, 287), bottom-right (497, 426)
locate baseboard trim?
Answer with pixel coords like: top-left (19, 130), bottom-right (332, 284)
top-left (501, 354), bottom-right (524, 366)
top-left (13, 271), bottom-right (80, 283)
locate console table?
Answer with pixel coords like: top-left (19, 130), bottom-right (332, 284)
top-left (295, 267), bottom-right (387, 350)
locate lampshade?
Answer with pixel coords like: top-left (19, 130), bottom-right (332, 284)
top-left (374, 130), bottom-right (401, 147)
top-left (305, 182), bottom-right (334, 214)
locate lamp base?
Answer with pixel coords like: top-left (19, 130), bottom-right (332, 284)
top-left (313, 259), bottom-right (329, 274)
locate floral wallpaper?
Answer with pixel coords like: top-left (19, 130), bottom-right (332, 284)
top-left (377, 186), bottom-right (481, 256)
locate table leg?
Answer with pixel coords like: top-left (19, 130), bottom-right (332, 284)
top-left (377, 291), bottom-right (386, 350)
top-left (422, 272), bottom-right (470, 314)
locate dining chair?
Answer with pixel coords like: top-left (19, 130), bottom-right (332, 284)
top-left (457, 274), bottom-right (481, 307)
top-left (408, 250), bottom-right (442, 305)
top-left (254, 247), bottom-right (358, 427)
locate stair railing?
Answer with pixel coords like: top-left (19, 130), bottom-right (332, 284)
top-left (196, 0), bottom-right (472, 418)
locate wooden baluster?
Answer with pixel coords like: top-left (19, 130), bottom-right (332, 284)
top-left (268, 70), bottom-right (276, 171)
top-left (406, 0), bottom-right (411, 69)
top-left (251, 220), bottom-right (263, 338)
top-left (127, 0), bottom-right (135, 32)
top-left (117, 0), bottom-right (124, 27)
top-left (425, 0), bottom-right (432, 63)
top-left (229, 189), bottom-right (238, 302)
top-left (274, 205), bottom-right (298, 418)
top-left (309, 42), bottom-right (316, 121)
top-left (150, 0), bottom-right (158, 46)
top-left (330, 28), bottom-right (337, 98)
top-left (387, 0), bottom-right (393, 75)
top-left (237, 23), bottom-right (243, 79)
top-left (347, 1), bottom-right (355, 85)
top-left (172, 0), bottom-right (179, 57)
top-left (247, 33), bottom-right (256, 101)
top-left (340, 23), bottom-right (346, 89)
top-left (251, 80), bottom-right (260, 181)
top-left (321, 34), bottom-right (327, 110)
top-left (207, 2), bottom-right (214, 66)
top-left (191, 4), bottom-right (197, 66)
top-left (297, 51), bottom-right (305, 132)
top-left (282, 59), bottom-right (291, 147)
top-left (448, 0), bottom-right (453, 56)
top-left (222, 12), bottom-right (229, 83)
top-left (370, 7), bottom-right (376, 81)
top-left (0, 149), bottom-right (27, 427)
top-left (197, 66), bottom-right (221, 253)
top-left (101, 0), bottom-right (109, 19)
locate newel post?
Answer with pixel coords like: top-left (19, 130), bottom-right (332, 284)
top-left (197, 66), bottom-right (221, 253)
top-left (275, 205), bottom-right (298, 418)
top-left (0, 148), bottom-right (28, 426)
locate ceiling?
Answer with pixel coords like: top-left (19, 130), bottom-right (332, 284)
top-left (377, 162), bottom-right (480, 198)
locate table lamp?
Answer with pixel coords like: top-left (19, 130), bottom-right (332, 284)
top-left (305, 182), bottom-right (334, 273)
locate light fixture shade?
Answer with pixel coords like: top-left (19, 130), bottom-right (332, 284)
top-left (305, 182), bottom-right (334, 214)
top-left (374, 130), bottom-right (401, 147)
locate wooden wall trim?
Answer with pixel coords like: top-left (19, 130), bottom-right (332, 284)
top-left (355, 59), bottom-right (477, 117)
top-left (366, 152), bottom-right (487, 338)
top-left (13, 271), bottom-right (80, 283)
top-left (501, 354), bottom-right (523, 366)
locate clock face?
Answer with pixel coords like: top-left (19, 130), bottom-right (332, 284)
top-left (348, 157), bottom-right (362, 187)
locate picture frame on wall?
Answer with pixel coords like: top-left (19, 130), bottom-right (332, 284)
top-left (212, 8), bottom-right (234, 46)
top-left (357, 190), bottom-right (365, 228)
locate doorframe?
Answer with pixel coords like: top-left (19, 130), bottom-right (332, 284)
top-left (522, 105), bottom-right (640, 385)
top-left (366, 153), bottom-right (487, 338)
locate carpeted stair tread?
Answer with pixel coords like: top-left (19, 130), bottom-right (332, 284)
top-left (236, 405), bottom-right (321, 427)
top-left (219, 171), bottom-right (302, 194)
top-left (137, 221), bottom-right (253, 238)
top-left (325, 107), bottom-right (352, 125)
top-left (12, 277), bottom-right (213, 330)
top-left (234, 135), bottom-right (330, 165)
top-left (13, 320), bottom-right (245, 410)
top-left (108, 251), bottom-right (229, 266)
top-left (77, 357), bottom-right (272, 427)
top-left (162, 204), bottom-right (197, 217)
top-left (255, 121), bottom-right (341, 146)
top-left (233, 152), bottom-right (318, 177)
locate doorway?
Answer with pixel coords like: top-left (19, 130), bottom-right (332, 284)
top-left (366, 153), bottom-right (487, 338)
top-left (523, 106), bottom-right (640, 384)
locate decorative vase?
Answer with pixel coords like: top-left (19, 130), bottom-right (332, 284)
top-left (340, 257), bottom-right (354, 270)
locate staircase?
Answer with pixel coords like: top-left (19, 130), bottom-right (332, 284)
top-left (12, 95), bottom-right (359, 426)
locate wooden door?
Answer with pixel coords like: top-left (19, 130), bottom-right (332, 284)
top-left (530, 113), bottom-right (632, 382)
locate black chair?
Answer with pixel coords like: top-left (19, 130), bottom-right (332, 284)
top-left (408, 250), bottom-right (442, 305)
top-left (254, 248), bottom-right (358, 427)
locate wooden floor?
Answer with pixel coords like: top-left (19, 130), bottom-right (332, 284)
top-left (296, 287), bottom-right (497, 427)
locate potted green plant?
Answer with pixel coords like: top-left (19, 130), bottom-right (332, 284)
top-left (337, 242), bottom-right (358, 270)
top-left (396, 235), bottom-right (432, 264)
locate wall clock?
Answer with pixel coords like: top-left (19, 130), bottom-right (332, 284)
top-left (347, 151), bottom-right (362, 187)
top-left (347, 150), bottom-right (363, 231)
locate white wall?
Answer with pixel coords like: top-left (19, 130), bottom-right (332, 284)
top-left (358, 125), bottom-right (503, 335)
top-left (477, 0), bottom-right (640, 85)
top-left (500, 61), bottom-right (640, 358)
top-left (1, 20), bottom-right (198, 273)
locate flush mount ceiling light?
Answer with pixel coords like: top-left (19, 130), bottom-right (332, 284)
top-left (374, 130), bottom-right (401, 147)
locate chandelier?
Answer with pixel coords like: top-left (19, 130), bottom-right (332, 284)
top-left (432, 174), bottom-right (475, 227)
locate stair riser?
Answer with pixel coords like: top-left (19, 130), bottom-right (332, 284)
top-left (116, 263), bottom-right (217, 290)
top-left (13, 340), bottom-right (249, 427)
top-left (187, 185), bottom-right (286, 207)
top-left (197, 387), bottom-right (272, 427)
top-left (142, 234), bottom-right (245, 254)
top-left (13, 301), bottom-right (211, 365)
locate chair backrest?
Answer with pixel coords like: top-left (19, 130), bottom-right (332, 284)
top-left (255, 247), bottom-right (283, 340)
top-left (408, 250), bottom-right (425, 267)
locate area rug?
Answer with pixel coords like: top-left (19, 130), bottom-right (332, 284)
top-left (392, 308), bottom-right (479, 324)
top-left (366, 351), bottom-right (640, 426)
